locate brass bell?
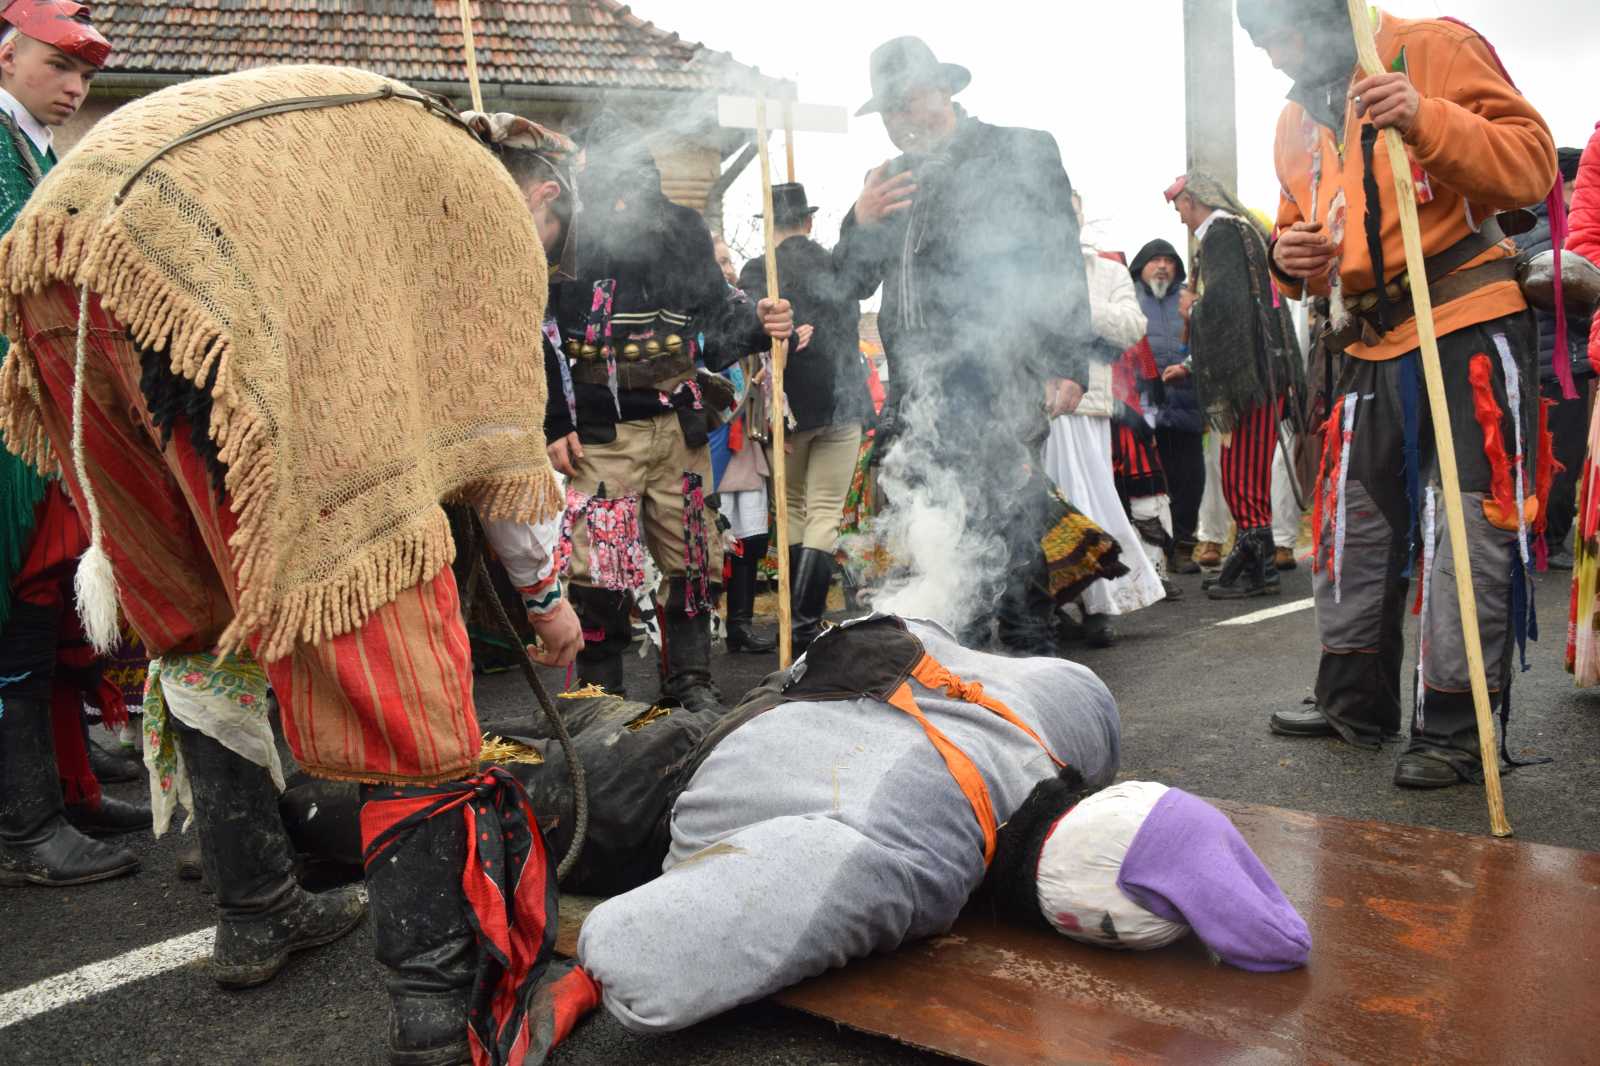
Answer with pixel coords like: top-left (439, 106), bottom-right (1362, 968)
top-left (644, 339), bottom-right (663, 358)
top-left (663, 334), bottom-right (684, 355)
top-left (621, 342), bottom-right (643, 361)
top-left (580, 343), bottom-right (599, 360)
top-left (563, 339), bottom-right (581, 359)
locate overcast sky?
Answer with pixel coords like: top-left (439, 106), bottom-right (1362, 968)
top-left (632, 0), bottom-right (1598, 268)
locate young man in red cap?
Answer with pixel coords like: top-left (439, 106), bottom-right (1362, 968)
top-left (0, 0), bottom-right (150, 889)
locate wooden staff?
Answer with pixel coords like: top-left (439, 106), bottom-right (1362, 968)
top-left (457, 0), bottom-right (485, 113)
top-left (1347, 0), bottom-right (1510, 836)
top-left (756, 97), bottom-right (795, 667)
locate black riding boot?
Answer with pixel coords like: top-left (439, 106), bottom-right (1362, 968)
top-left (659, 577), bottom-right (722, 712)
top-left (725, 535), bottom-right (775, 654)
top-left (0, 696), bottom-right (139, 886)
top-left (177, 720), bottom-right (365, 988)
top-left (570, 585), bottom-right (632, 697)
top-left (995, 551), bottom-right (1059, 657)
top-left (790, 547), bottom-right (836, 655)
top-left (361, 785), bottom-right (477, 1066)
top-left (1207, 527), bottom-right (1276, 599)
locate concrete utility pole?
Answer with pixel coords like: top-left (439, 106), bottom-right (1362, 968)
top-left (1182, 0), bottom-right (1239, 196)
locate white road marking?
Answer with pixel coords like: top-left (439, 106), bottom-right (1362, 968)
top-left (1214, 597), bottom-right (1315, 627)
top-left (0, 927), bottom-right (214, 1028)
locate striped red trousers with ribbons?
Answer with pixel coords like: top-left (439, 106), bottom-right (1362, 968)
top-left (1220, 399), bottom-right (1281, 529)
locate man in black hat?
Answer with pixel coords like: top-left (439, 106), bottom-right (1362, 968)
top-left (836, 36), bottom-right (1095, 655)
top-left (737, 183), bottom-right (875, 654)
top-left (544, 112), bottom-right (792, 709)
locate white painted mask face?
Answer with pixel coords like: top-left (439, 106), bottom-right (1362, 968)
top-left (1035, 781), bottom-right (1189, 952)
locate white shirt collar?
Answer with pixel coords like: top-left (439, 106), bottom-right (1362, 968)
top-left (0, 88), bottom-right (53, 157)
top-left (1193, 209), bottom-right (1237, 244)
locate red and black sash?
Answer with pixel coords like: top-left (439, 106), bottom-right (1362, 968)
top-left (360, 769), bottom-right (561, 1066)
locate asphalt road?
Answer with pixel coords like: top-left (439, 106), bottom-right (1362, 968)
top-left (3, 562), bottom-right (1596, 1064)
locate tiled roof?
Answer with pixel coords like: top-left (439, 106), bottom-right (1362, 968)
top-left (93, 1), bottom-right (772, 93)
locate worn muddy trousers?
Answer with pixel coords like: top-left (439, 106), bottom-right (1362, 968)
top-left (1310, 313), bottom-right (1538, 777)
top-left (577, 620), bottom-right (1121, 1033)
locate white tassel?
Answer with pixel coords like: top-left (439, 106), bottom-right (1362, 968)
top-left (69, 282), bottom-right (120, 654)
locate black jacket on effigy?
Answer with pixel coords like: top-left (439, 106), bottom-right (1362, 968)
top-left (543, 190), bottom-right (769, 444)
top-left (834, 114), bottom-right (1094, 419)
top-left (737, 236), bottom-right (875, 432)
top-left (1189, 214), bottom-right (1302, 432)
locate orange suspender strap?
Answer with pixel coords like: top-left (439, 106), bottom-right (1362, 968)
top-left (884, 654), bottom-right (1068, 866)
top-left (909, 657), bottom-right (1066, 770)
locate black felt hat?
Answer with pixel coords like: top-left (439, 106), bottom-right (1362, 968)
top-left (755, 183), bottom-right (820, 227)
top-left (855, 36), bottom-right (971, 117)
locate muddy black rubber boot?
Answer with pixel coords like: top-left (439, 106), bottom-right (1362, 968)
top-left (570, 585), bottom-right (632, 697)
top-left (177, 720), bottom-right (365, 989)
top-left (0, 696), bottom-right (140, 887)
top-left (725, 535), bottom-right (776, 654)
top-left (659, 577), bottom-right (722, 712)
top-left (361, 785), bottom-right (476, 1066)
top-left (790, 547), bottom-right (836, 655)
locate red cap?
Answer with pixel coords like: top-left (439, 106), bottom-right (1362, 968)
top-left (2, 1), bottom-right (111, 69)
top-left (1163, 175), bottom-right (1188, 203)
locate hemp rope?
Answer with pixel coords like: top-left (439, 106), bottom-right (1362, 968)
top-left (70, 281), bottom-right (120, 654)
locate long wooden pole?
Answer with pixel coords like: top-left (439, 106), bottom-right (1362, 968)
top-left (457, 0), bottom-right (485, 113)
top-left (1347, 0), bottom-right (1510, 836)
top-left (757, 98), bottom-right (794, 667)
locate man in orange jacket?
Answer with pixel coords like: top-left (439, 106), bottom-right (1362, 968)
top-left (1238, 1), bottom-right (1557, 788)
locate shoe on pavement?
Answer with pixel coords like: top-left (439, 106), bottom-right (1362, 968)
top-left (88, 737), bottom-right (143, 783)
top-left (1193, 541), bottom-right (1223, 568)
top-left (64, 794), bottom-right (153, 836)
top-left (1393, 753), bottom-right (1464, 789)
top-left (1081, 612), bottom-right (1116, 649)
top-left (1546, 548), bottom-right (1574, 571)
top-left (1274, 547), bottom-right (1298, 571)
top-left (1161, 579), bottom-right (1184, 602)
top-left (1269, 705), bottom-right (1337, 737)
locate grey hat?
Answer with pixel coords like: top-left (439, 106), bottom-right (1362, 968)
top-left (856, 36), bottom-right (971, 117)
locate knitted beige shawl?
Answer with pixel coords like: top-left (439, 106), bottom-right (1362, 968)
top-left (0, 65), bottom-right (559, 660)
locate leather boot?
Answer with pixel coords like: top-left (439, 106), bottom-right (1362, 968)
top-left (177, 720), bottom-right (365, 988)
top-left (64, 793), bottom-right (152, 836)
top-left (790, 547), bottom-right (836, 655)
top-left (724, 535), bottom-right (775, 654)
top-left (995, 552), bottom-right (1059, 658)
top-left (0, 696), bottom-right (140, 886)
top-left (659, 577), bottom-right (722, 712)
top-left (1207, 527), bottom-right (1276, 599)
top-left (87, 732), bottom-right (142, 783)
top-left (361, 786), bottom-right (477, 1066)
top-left (570, 585), bottom-right (632, 697)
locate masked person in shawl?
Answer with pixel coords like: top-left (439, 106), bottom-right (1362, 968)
top-left (0, 0), bottom-right (157, 890)
top-left (1163, 172), bottom-right (1304, 600)
top-left (544, 112), bottom-right (792, 707)
top-left (836, 37), bottom-right (1095, 655)
top-left (1238, 1), bottom-right (1558, 789)
top-left (0, 68), bottom-right (601, 1065)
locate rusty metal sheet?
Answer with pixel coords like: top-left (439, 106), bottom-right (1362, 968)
top-left (778, 801), bottom-right (1600, 1065)
top-left (558, 802), bottom-right (1600, 1065)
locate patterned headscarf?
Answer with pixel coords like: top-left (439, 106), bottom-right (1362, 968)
top-left (1167, 171), bottom-right (1271, 241)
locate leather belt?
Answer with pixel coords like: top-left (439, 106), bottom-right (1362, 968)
top-left (1327, 257), bottom-right (1519, 351)
top-left (569, 350), bottom-right (695, 390)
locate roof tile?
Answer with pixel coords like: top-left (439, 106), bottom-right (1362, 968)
top-left (93, 1), bottom-right (770, 93)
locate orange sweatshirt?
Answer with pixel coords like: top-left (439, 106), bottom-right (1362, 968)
top-left (1271, 11), bottom-right (1557, 360)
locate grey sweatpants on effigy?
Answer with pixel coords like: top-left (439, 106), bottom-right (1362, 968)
top-left (577, 620), bottom-right (1121, 1032)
